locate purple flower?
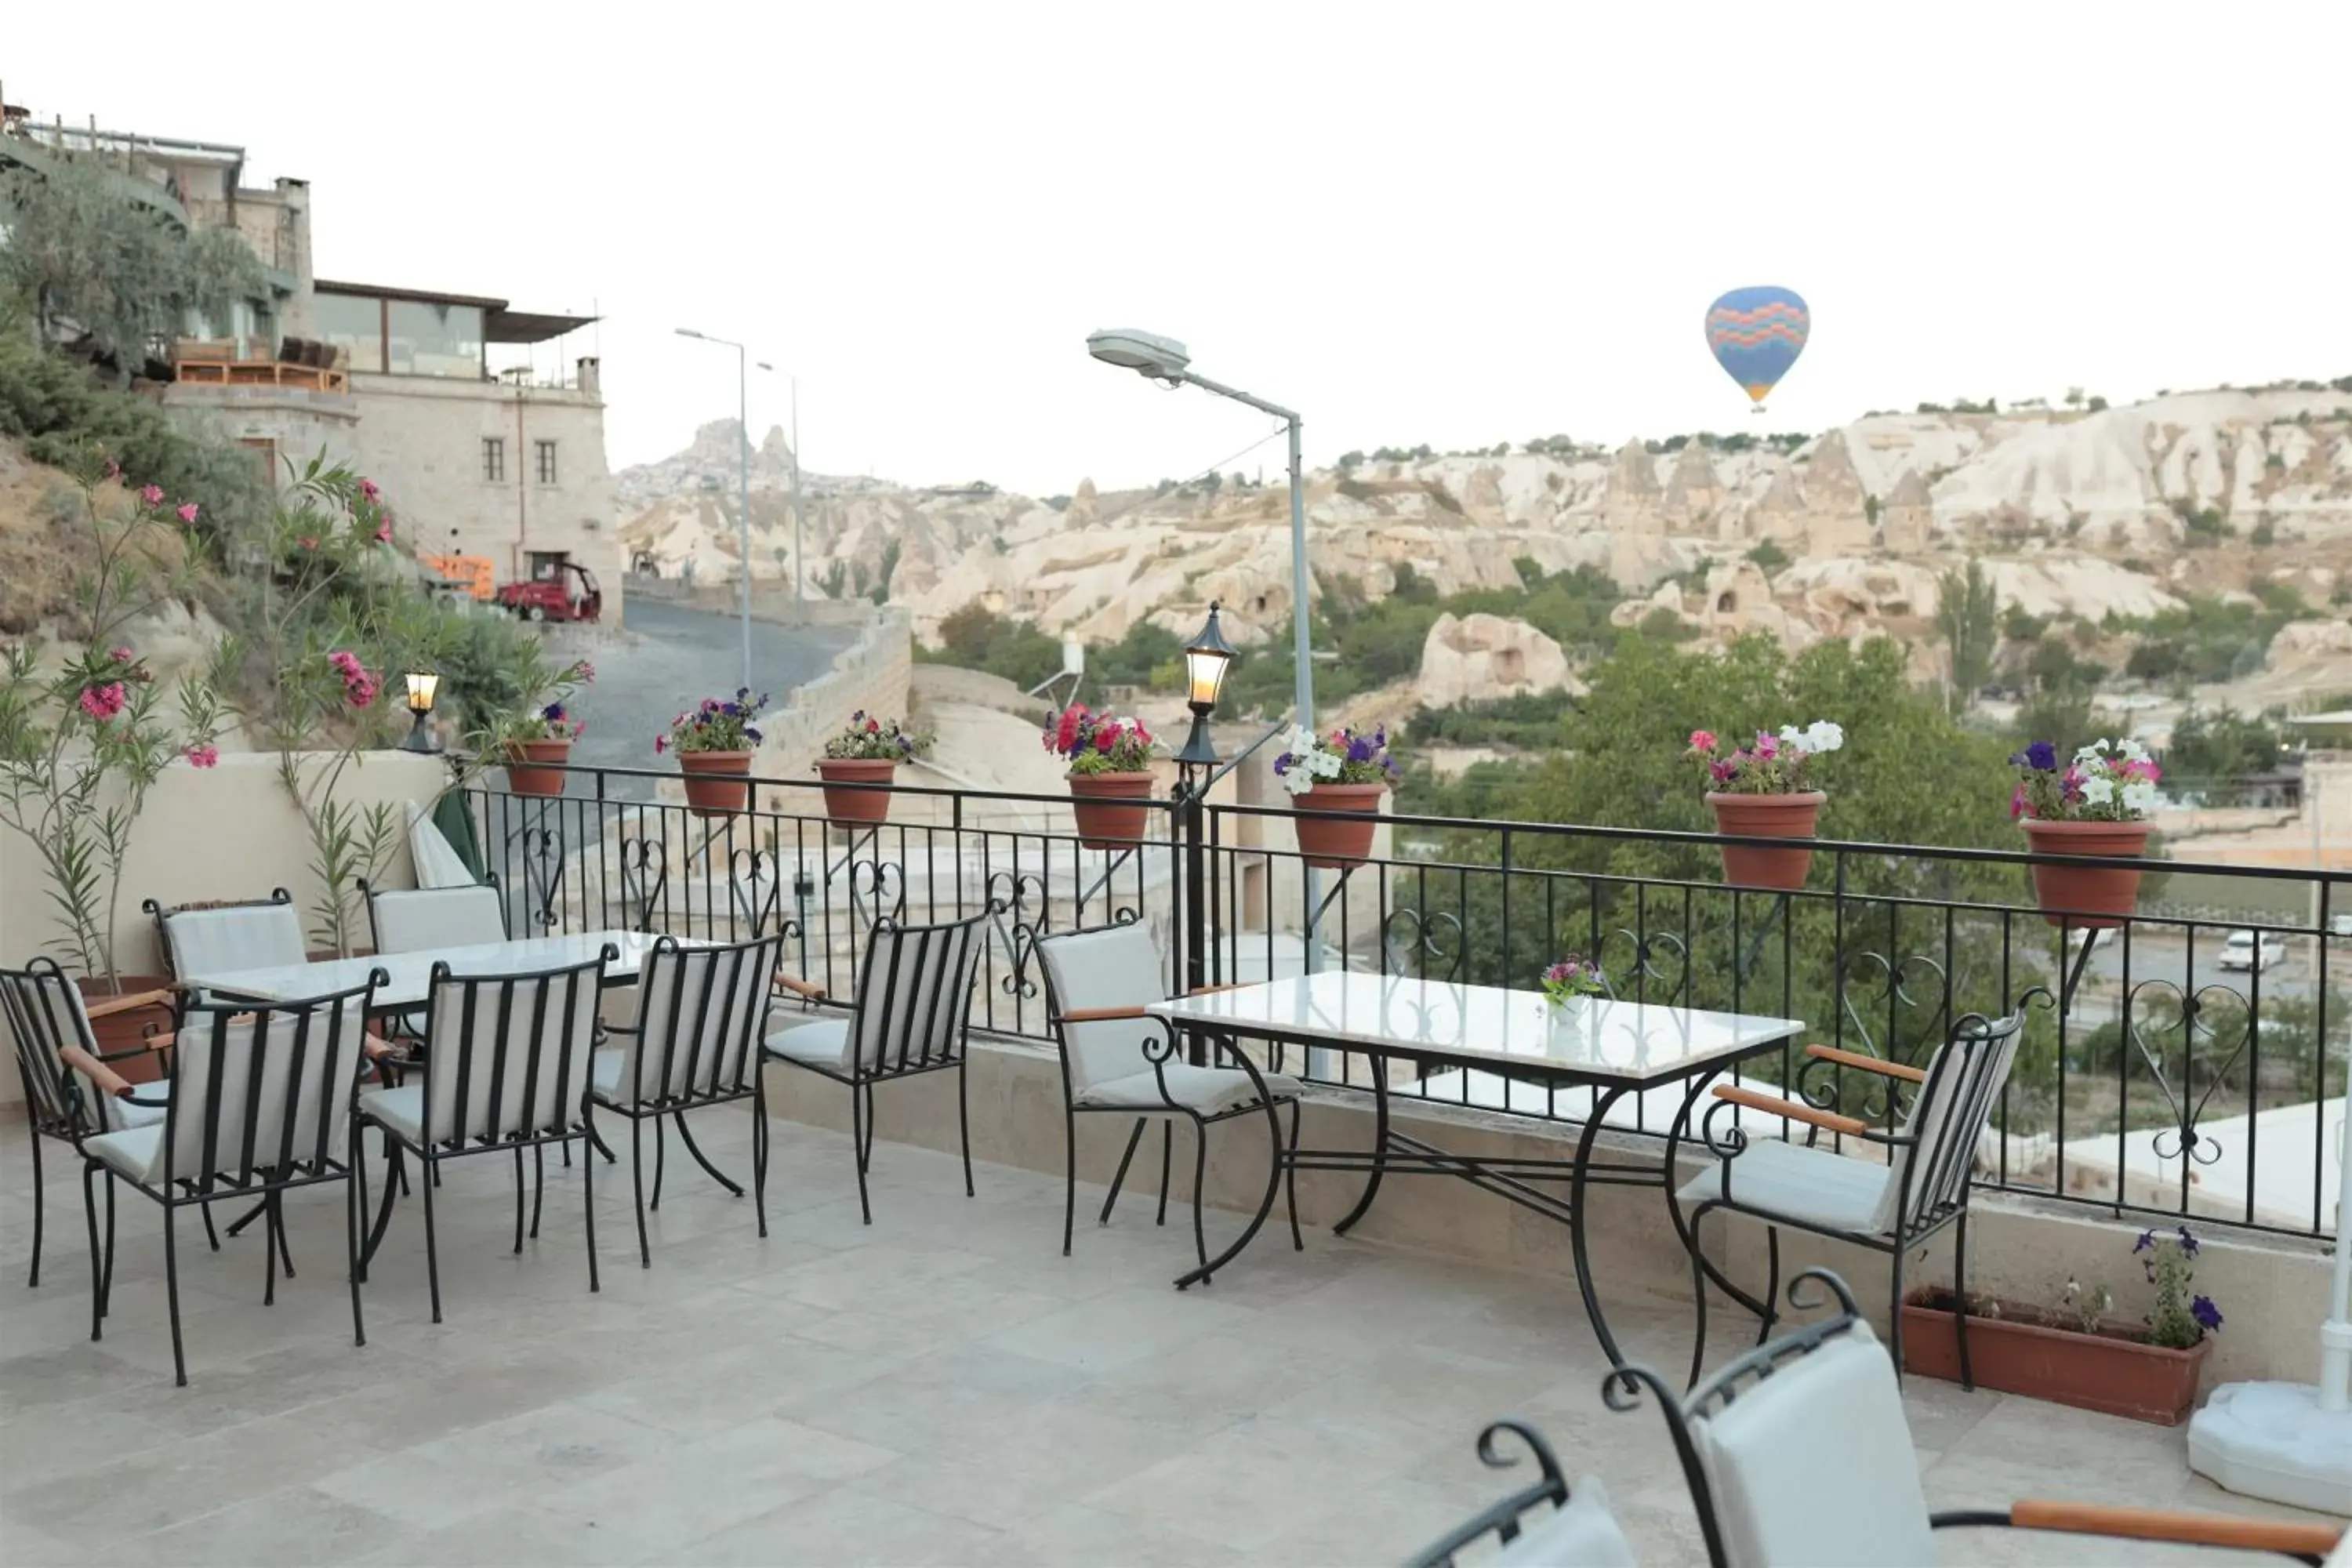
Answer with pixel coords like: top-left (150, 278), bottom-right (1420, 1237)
top-left (2176, 1225), bottom-right (2200, 1256)
top-left (744, 727), bottom-right (764, 743)
top-left (543, 702), bottom-right (566, 723)
top-left (2012, 740), bottom-right (2058, 771)
top-left (2133, 1230), bottom-right (2154, 1254)
top-left (2191, 1294), bottom-right (2223, 1332)
top-left (1273, 753), bottom-right (1292, 776)
top-left (1345, 738), bottom-right (1374, 764)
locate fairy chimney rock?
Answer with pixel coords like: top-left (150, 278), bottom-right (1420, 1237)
top-left (1414, 612), bottom-right (1580, 709)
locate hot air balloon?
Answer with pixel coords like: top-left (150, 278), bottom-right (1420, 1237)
top-left (1704, 286), bottom-right (1809, 413)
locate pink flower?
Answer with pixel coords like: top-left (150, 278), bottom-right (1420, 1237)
top-left (78, 683), bottom-right (126, 720)
top-left (2009, 783), bottom-right (2028, 819)
top-left (1710, 758), bottom-right (1737, 783)
top-left (360, 478), bottom-right (381, 500)
top-left (176, 502), bottom-right (199, 524)
top-left (1688, 729), bottom-right (1717, 753)
top-left (107, 647), bottom-right (133, 663)
top-left (138, 485), bottom-right (164, 506)
top-left (185, 744), bottom-right (220, 768)
top-left (374, 519), bottom-right (392, 543)
top-left (655, 734), bottom-right (670, 753)
top-left (104, 459), bottom-right (122, 481)
top-left (1753, 732), bottom-right (1780, 760)
top-left (297, 536), bottom-right (319, 551)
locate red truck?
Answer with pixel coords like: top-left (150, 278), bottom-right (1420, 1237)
top-left (495, 560), bottom-right (603, 623)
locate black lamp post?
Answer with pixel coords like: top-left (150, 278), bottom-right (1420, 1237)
top-left (1176, 601), bottom-right (1238, 770)
top-left (1175, 603), bottom-right (1237, 1004)
top-left (401, 670), bottom-right (442, 754)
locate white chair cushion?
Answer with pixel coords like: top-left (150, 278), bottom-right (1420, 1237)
top-left (358, 1083), bottom-right (426, 1145)
top-left (1693, 1322), bottom-right (1935, 1568)
top-left (1676, 1137), bottom-right (1889, 1234)
top-left (591, 1046), bottom-right (625, 1103)
top-left (604, 940), bottom-right (775, 1107)
top-left (1033, 925), bottom-right (1170, 1094)
top-left (1494, 1475), bottom-right (1639, 1568)
top-left (763, 1018), bottom-right (852, 1070)
top-left (108, 1080), bottom-right (169, 1131)
top-left (163, 901), bottom-right (307, 979)
top-left (84, 1125), bottom-right (161, 1184)
top-left (371, 885), bottom-right (505, 955)
top-left (1076, 1064), bottom-right (1301, 1116)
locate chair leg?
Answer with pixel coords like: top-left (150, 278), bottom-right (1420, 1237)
top-left (365, 1145), bottom-right (403, 1269)
top-left (421, 1154), bottom-right (445, 1323)
top-left (346, 1122), bottom-right (366, 1349)
top-left (531, 1143), bottom-right (546, 1241)
top-left (1686, 1207), bottom-right (1712, 1391)
top-left (82, 1162), bottom-right (103, 1342)
top-left (650, 1112), bottom-right (667, 1212)
top-left (1101, 1119), bottom-right (1146, 1227)
top-left (512, 1145), bottom-right (526, 1255)
top-left (27, 1128), bottom-right (44, 1287)
top-left (753, 1076), bottom-right (770, 1240)
top-left (583, 1118), bottom-right (601, 1294)
top-left (263, 1195), bottom-right (280, 1307)
top-left (589, 1124), bottom-right (617, 1164)
top-left (1188, 1116), bottom-right (1210, 1281)
top-left (1889, 1243), bottom-right (1907, 1388)
top-left (1756, 1226), bottom-right (1781, 1346)
top-left (856, 1083), bottom-right (877, 1174)
top-left (271, 1195), bottom-right (296, 1279)
top-left (100, 1171), bottom-right (116, 1312)
top-left (849, 1082), bottom-right (873, 1227)
top-left (1156, 1120), bottom-right (1172, 1229)
top-left (673, 1112), bottom-right (743, 1198)
top-left (164, 1202), bottom-right (187, 1386)
top-left (630, 1116), bottom-right (652, 1269)
top-left (1062, 1105), bottom-right (1079, 1257)
top-left (956, 1059), bottom-right (975, 1199)
top-left (1285, 1099), bottom-right (1305, 1252)
top-left (1953, 1207), bottom-right (1973, 1392)
top-left (200, 1201), bottom-right (220, 1254)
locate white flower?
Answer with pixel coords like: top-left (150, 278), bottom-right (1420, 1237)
top-left (1287, 725), bottom-right (1319, 754)
top-left (1803, 720), bottom-right (1845, 754)
top-left (1309, 750), bottom-right (1341, 779)
top-left (2079, 775), bottom-right (2115, 806)
top-left (2076, 741), bottom-right (2111, 765)
top-left (1279, 768), bottom-right (1315, 798)
top-left (2121, 780), bottom-right (2159, 814)
top-left (2117, 738), bottom-right (2151, 764)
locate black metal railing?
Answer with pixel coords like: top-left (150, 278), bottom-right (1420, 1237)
top-left (458, 762), bottom-right (2343, 1243)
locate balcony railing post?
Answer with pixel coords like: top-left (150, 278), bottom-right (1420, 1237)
top-left (1178, 780), bottom-right (1207, 1066)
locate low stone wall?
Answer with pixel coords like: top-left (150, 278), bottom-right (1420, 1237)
top-left (760, 1036), bottom-right (2335, 1390)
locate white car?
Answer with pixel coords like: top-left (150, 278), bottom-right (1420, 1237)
top-left (2218, 929), bottom-right (2285, 972)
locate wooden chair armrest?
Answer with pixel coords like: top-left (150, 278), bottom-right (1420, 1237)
top-left (59, 1045), bottom-right (135, 1100)
top-left (84, 988), bottom-right (174, 1020)
top-left (361, 1033), bottom-right (402, 1061)
top-left (1059, 1005), bottom-right (1151, 1025)
top-left (772, 975), bottom-right (827, 1000)
top-left (2004, 1501), bottom-right (2343, 1558)
top-left (1711, 1083), bottom-right (1867, 1138)
top-left (1805, 1044), bottom-right (1926, 1083)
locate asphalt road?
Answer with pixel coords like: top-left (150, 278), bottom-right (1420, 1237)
top-left (565, 598), bottom-right (851, 801)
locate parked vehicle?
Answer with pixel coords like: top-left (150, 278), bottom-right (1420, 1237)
top-left (2217, 928), bottom-right (2285, 972)
top-left (495, 560), bottom-right (602, 623)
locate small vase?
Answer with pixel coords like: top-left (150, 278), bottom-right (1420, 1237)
top-left (817, 757), bottom-right (897, 828)
top-left (677, 749), bottom-right (755, 818)
top-left (2020, 818), bottom-right (2151, 928)
top-left (1706, 790), bottom-right (1824, 891)
top-left (502, 737), bottom-right (573, 799)
top-left (1067, 771), bottom-right (1155, 851)
top-left (1545, 993), bottom-right (1591, 1022)
top-left (1292, 782), bottom-right (1385, 869)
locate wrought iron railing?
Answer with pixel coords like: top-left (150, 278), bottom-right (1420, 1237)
top-left (459, 763), bottom-right (2344, 1243)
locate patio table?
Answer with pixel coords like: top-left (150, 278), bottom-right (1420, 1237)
top-left (191, 928), bottom-right (701, 1011)
top-left (1149, 971), bottom-right (1804, 1366)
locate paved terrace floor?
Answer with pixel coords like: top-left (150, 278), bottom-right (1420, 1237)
top-left (0, 1114), bottom-right (2336, 1566)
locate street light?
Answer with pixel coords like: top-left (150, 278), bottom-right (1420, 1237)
top-left (1175, 601), bottom-right (1237, 768)
top-left (401, 670), bottom-right (441, 754)
top-left (677, 328), bottom-right (775, 690)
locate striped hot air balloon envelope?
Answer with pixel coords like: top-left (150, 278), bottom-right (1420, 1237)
top-left (1705, 286), bottom-right (1809, 412)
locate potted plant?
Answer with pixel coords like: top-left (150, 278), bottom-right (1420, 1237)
top-left (1539, 953), bottom-right (1607, 1020)
top-left (817, 710), bottom-right (931, 827)
top-left (1275, 723), bottom-right (1397, 869)
top-left (1903, 1225), bottom-right (2220, 1425)
top-left (1686, 722), bottom-right (1842, 890)
top-left (0, 451), bottom-right (229, 1056)
top-left (658, 688), bottom-right (768, 818)
top-left (1045, 704), bottom-right (1157, 850)
top-left (2012, 738), bottom-right (2159, 927)
top-left (499, 659), bottom-right (595, 799)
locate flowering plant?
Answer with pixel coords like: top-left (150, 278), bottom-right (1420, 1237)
top-left (1044, 704), bottom-right (1155, 775)
top-left (1685, 721), bottom-right (1843, 795)
top-left (659, 688), bottom-right (769, 755)
top-left (2011, 738), bottom-right (2160, 822)
top-left (2139, 1225), bottom-right (2222, 1348)
top-left (1274, 723), bottom-right (1399, 798)
top-left (506, 659), bottom-right (596, 742)
top-left (1540, 954), bottom-right (1607, 1007)
top-left (825, 710), bottom-right (932, 762)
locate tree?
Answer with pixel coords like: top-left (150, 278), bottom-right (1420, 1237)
top-left (2086, 395), bottom-right (2109, 412)
top-left (1745, 539), bottom-right (1791, 572)
top-left (2064, 387), bottom-right (2085, 408)
top-left (1934, 557), bottom-right (1999, 711)
top-left (0, 156), bottom-right (266, 372)
top-left (2165, 707), bottom-right (2285, 788)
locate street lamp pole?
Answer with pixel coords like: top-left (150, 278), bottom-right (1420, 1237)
top-left (790, 376), bottom-right (804, 614)
top-left (677, 327), bottom-right (763, 690)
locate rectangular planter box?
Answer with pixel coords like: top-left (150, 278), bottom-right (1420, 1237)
top-left (1902, 1289), bottom-right (2211, 1425)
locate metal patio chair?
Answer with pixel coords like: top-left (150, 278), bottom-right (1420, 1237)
top-left (78, 977), bottom-right (386, 1386)
top-left (1029, 920), bottom-right (1301, 1279)
top-left (146, 887), bottom-right (306, 990)
top-left (760, 910), bottom-right (991, 1225)
top-left (355, 950), bottom-right (610, 1319)
top-left (1402, 1419), bottom-right (1639, 1567)
top-left (1672, 1006), bottom-right (2027, 1388)
top-left (592, 934), bottom-right (781, 1266)
top-left (2, 958), bottom-right (192, 1287)
top-left (360, 877), bottom-right (510, 956)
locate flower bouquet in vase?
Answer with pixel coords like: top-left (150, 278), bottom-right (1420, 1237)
top-left (2012, 738), bottom-right (2159, 927)
top-left (658, 688), bottom-right (768, 818)
top-left (818, 710), bottom-right (931, 827)
top-left (1540, 954), bottom-right (1607, 1023)
top-left (1686, 722), bottom-right (1842, 891)
top-left (1046, 705), bottom-right (1156, 850)
top-left (1275, 724), bottom-right (1397, 869)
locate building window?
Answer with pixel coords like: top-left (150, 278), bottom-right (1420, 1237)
top-left (316, 290), bottom-right (386, 374)
top-left (535, 440), bottom-right (558, 485)
top-left (482, 437), bottom-right (505, 483)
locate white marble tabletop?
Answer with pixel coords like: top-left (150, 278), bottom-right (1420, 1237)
top-left (1149, 971), bottom-right (1805, 1087)
top-left (192, 929), bottom-right (702, 1011)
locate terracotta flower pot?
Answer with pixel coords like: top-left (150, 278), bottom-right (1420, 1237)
top-left (1067, 771), bottom-right (1155, 851)
top-left (1902, 1289), bottom-right (2211, 1425)
top-left (75, 976), bottom-right (173, 1086)
top-left (817, 757), bottom-right (897, 827)
top-left (1292, 782), bottom-right (1386, 869)
top-left (502, 736), bottom-right (573, 798)
top-left (1706, 790), bottom-right (1824, 891)
top-left (2021, 818), bottom-right (2151, 928)
top-left (677, 749), bottom-right (755, 818)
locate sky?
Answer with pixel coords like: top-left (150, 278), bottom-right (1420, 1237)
top-left (12, 2), bottom-right (2350, 497)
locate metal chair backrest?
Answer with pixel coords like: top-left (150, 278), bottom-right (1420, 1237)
top-left (417, 951), bottom-right (608, 1149)
top-left (848, 912), bottom-right (989, 1075)
top-left (1032, 921), bottom-right (1171, 1094)
top-left (363, 879), bottom-right (508, 955)
top-left (147, 889), bottom-right (304, 981)
top-left (1873, 1009), bottom-right (2026, 1236)
top-left (612, 935), bottom-right (779, 1107)
top-left (134, 979), bottom-right (382, 1193)
top-left (0, 958), bottom-right (106, 1136)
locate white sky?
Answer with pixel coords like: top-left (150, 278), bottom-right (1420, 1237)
top-left (12, 2), bottom-right (2350, 496)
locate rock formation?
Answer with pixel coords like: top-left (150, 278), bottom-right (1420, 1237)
top-left (1415, 613), bottom-right (1581, 709)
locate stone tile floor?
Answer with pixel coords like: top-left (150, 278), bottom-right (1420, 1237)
top-left (0, 1112), bottom-right (2339, 1566)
